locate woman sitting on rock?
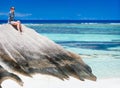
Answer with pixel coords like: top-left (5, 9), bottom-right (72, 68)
top-left (8, 7), bottom-right (22, 32)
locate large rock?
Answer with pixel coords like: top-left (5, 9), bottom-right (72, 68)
top-left (0, 24), bottom-right (96, 88)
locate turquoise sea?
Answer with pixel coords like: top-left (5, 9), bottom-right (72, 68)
top-left (25, 23), bottom-right (120, 79)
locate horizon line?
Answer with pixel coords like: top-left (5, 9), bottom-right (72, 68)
top-left (0, 19), bottom-right (120, 24)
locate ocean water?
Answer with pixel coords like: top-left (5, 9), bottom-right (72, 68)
top-left (25, 23), bottom-right (120, 79)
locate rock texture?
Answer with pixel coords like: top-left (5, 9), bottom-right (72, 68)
top-left (0, 24), bottom-right (96, 88)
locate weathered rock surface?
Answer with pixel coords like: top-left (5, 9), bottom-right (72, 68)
top-left (0, 24), bottom-right (96, 88)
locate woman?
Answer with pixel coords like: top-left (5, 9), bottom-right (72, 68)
top-left (8, 7), bottom-right (22, 32)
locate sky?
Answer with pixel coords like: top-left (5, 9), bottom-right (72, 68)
top-left (0, 0), bottom-right (120, 20)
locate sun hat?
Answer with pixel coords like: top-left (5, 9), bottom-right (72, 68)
top-left (10, 7), bottom-right (15, 10)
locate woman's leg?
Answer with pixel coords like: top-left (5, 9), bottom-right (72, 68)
top-left (11, 22), bottom-right (18, 30)
top-left (11, 21), bottom-right (22, 32)
top-left (17, 21), bottom-right (22, 32)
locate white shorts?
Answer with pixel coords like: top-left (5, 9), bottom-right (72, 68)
top-left (10, 21), bottom-right (16, 24)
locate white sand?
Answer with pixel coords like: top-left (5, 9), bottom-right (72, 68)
top-left (1, 74), bottom-right (120, 88)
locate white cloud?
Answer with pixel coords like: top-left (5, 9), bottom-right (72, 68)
top-left (77, 14), bottom-right (81, 17)
top-left (0, 12), bottom-right (32, 17)
top-left (0, 12), bottom-right (8, 16)
top-left (15, 13), bottom-right (32, 17)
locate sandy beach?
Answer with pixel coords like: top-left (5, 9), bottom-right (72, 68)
top-left (1, 74), bottom-right (120, 88)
